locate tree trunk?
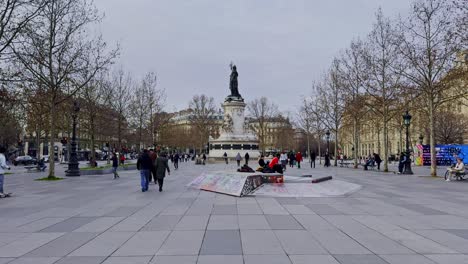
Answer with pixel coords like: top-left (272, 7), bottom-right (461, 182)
top-left (48, 104), bottom-right (56, 178)
top-left (353, 118), bottom-right (359, 168)
top-left (318, 137), bottom-right (322, 164)
top-left (429, 102), bottom-right (437, 177)
top-left (334, 128), bottom-right (338, 167)
top-left (306, 132), bottom-right (310, 163)
top-left (383, 117), bottom-right (389, 172)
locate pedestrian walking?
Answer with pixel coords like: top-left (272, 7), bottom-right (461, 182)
top-left (202, 153), bottom-right (207, 165)
top-left (174, 153), bottom-right (179, 170)
top-left (244, 152), bottom-right (250, 165)
top-left (373, 153), bottom-right (382, 170)
top-left (223, 152), bottom-right (228, 164)
top-left (235, 152), bottom-right (241, 167)
top-left (0, 147), bottom-right (12, 197)
top-left (324, 152), bottom-right (331, 167)
top-left (289, 152), bottom-right (295, 168)
top-left (310, 151), bottom-right (316, 168)
top-left (280, 152), bottom-right (288, 171)
top-left (296, 152), bottom-right (303, 169)
top-left (119, 153), bottom-right (125, 165)
top-left (397, 152), bottom-right (406, 174)
top-left (112, 152), bottom-right (119, 179)
top-left (155, 153), bottom-right (170, 192)
top-left (136, 149), bottom-right (152, 192)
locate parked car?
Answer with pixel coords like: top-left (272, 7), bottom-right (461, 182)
top-left (13, 155), bottom-right (37, 166)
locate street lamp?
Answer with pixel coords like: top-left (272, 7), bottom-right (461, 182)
top-left (66, 101), bottom-right (80, 177)
top-left (419, 134), bottom-right (424, 145)
top-left (325, 130), bottom-right (331, 167)
top-left (402, 111), bottom-right (413, 175)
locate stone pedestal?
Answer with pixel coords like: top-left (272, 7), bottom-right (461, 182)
top-left (209, 98), bottom-right (259, 161)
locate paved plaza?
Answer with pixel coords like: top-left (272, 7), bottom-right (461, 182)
top-left (1, 161), bottom-right (468, 264)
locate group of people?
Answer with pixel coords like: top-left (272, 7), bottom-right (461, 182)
top-left (132, 149), bottom-right (170, 192)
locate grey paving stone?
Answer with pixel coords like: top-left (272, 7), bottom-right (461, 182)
top-left (305, 204), bottom-right (343, 215)
top-left (238, 215), bottom-right (271, 230)
top-left (289, 255), bottom-right (340, 264)
top-left (185, 203), bottom-right (213, 216)
top-left (197, 255), bottom-right (243, 264)
top-left (380, 254), bottom-right (437, 264)
top-left (275, 197), bottom-right (302, 205)
top-left (113, 231), bottom-right (170, 256)
top-left (54, 256), bottom-right (106, 264)
top-left (141, 215), bottom-right (182, 231)
top-left (7, 257), bottom-right (60, 264)
top-left (346, 230), bottom-right (413, 254)
top-left (415, 229), bottom-right (468, 253)
top-left (283, 204), bottom-right (316, 215)
top-left (0, 258), bottom-right (14, 264)
top-left (17, 217), bottom-right (68, 232)
top-left (333, 254), bottom-right (389, 264)
top-left (174, 215), bottom-right (209, 230)
top-left (379, 229), bottom-right (456, 254)
top-left (425, 254), bottom-right (468, 264)
top-left (212, 205), bottom-right (237, 215)
top-left (274, 230), bottom-right (327, 254)
top-left (243, 254), bottom-right (291, 264)
top-left (0, 233), bottom-right (64, 258)
top-left (74, 217), bottom-right (124, 233)
top-left (0, 233), bottom-right (29, 248)
top-left (157, 231), bottom-right (204, 255)
top-left (293, 214), bottom-right (336, 230)
top-left (40, 217), bottom-right (97, 233)
top-left (444, 229), bottom-right (468, 240)
top-left (265, 215), bottom-right (304, 230)
top-left (150, 256), bottom-right (197, 264)
top-left (240, 230), bottom-right (284, 255)
top-left (102, 256), bottom-right (152, 264)
top-left (69, 232), bottom-right (135, 257)
top-left (200, 230), bottom-right (242, 255)
top-left (237, 204), bottom-right (263, 215)
top-left (207, 215), bottom-right (239, 230)
top-left (398, 204), bottom-right (447, 215)
top-left (308, 229), bottom-right (371, 254)
top-left (106, 207), bottom-right (143, 217)
top-left (25, 232), bottom-right (98, 257)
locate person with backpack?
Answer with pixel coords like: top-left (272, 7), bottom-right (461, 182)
top-left (137, 149), bottom-right (152, 192)
top-left (112, 152), bottom-right (119, 179)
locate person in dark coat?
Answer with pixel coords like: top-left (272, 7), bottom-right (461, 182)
top-left (244, 152), bottom-right (250, 165)
top-left (324, 152), bottom-right (331, 167)
top-left (202, 154), bottom-right (207, 165)
top-left (112, 152), bottom-right (119, 179)
top-left (373, 153), bottom-right (382, 170)
top-left (149, 150), bottom-right (157, 183)
top-left (155, 153), bottom-right (171, 192)
top-left (223, 152), bottom-right (228, 164)
top-left (289, 152), bottom-right (295, 168)
top-left (137, 149), bottom-right (152, 192)
top-left (310, 151), bottom-right (316, 168)
top-left (174, 153), bottom-right (179, 170)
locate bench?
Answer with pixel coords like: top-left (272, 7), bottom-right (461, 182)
top-left (339, 160), bottom-right (353, 168)
top-left (444, 166), bottom-right (468, 181)
top-left (24, 165), bottom-right (46, 172)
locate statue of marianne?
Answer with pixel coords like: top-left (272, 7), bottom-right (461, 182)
top-left (229, 63), bottom-right (241, 98)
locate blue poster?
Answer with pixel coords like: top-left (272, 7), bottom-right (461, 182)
top-left (422, 145), bottom-right (468, 166)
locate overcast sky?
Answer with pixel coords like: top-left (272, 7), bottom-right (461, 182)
top-left (95, 0), bottom-right (411, 113)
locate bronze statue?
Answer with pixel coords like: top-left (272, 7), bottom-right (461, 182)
top-left (229, 63), bottom-right (241, 98)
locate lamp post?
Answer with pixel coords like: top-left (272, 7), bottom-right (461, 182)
top-left (419, 134), bottom-right (424, 145)
top-left (402, 111), bottom-right (413, 175)
top-left (325, 130), bottom-right (331, 167)
top-left (66, 101), bottom-right (80, 177)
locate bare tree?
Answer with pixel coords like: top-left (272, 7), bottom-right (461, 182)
top-left (188, 94), bottom-right (218, 153)
top-left (0, 0), bottom-right (47, 64)
top-left (297, 98), bottom-right (314, 159)
top-left (396, 0), bottom-right (467, 176)
top-left (317, 61), bottom-right (346, 166)
top-left (129, 81), bottom-right (149, 151)
top-left (338, 39), bottom-right (367, 168)
top-left (433, 109), bottom-right (467, 144)
top-left (11, 0), bottom-right (117, 178)
top-left (108, 68), bottom-right (132, 151)
top-left (143, 72), bottom-right (166, 147)
top-left (247, 97), bottom-right (279, 154)
top-left (363, 8), bottom-right (404, 172)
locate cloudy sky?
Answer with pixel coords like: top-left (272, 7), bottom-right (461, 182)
top-left (95, 0), bottom-right (411, 113)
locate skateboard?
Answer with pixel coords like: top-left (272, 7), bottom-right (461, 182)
top-left (0, 193), bottom-right (12, 198)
